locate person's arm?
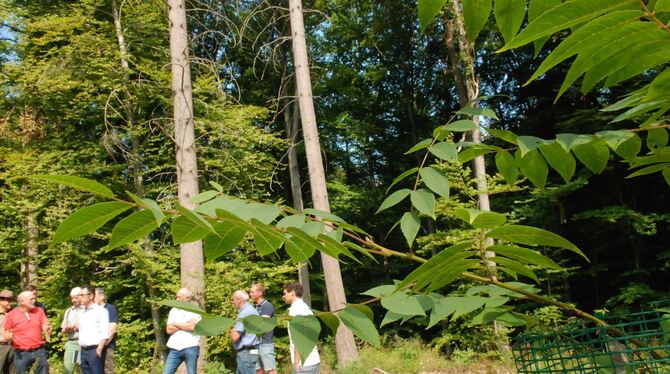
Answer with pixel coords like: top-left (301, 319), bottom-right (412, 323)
top-left (230, 327), bottom-right (241, 343)
top-left (97, 309), bottom-right (110, 358)
top-left (106, 322), bottom-right (117, 346)
top-left (166, 319), bottom-right (196, 334)
top-left (40, 311), bottom-right (52, 342)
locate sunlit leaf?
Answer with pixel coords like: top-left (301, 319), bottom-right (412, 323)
top-left (573, 138), bottom-right (610, 174)
top-left (289, 315), bottom-right (321, 365)
top-left (488, 244), bottom-right (561, 269)
top-left (494, 0), bottom-right (526, 42)
top-left (108, 210), bottom-right (158, 249)
top-left (495, 151), bottom-right (518, 186)
top-left (21, 174), bottom-right (115, 198)
top-left (242, 314), bottom-right (277, 335)
top-left (429, 142), bottom-right (459, 162)
top-left (539, 141), bottom-right (576, 183)
top-left (419, 167), bottom-right (450, 198)
top-left (418, 0), bottom-right (448, 33)
top-left (381, 292), bottom-right (426, 316)
top-left (338, 306), bottom-right (380, 346)
top-left (376, 189), bottom-right (411, 214)
top-left (52, 202), bottom-right (131, 245)
top-left (515, 149), bottom-right (548, 188)
top-left (400, 212), bottom-right (421, 247)
top-left (411, 189), bottom-right (436, 218)
top-left (487, 225), bottom-right (588, 260)
top-left (455, 208), bottom-right (507, 228)
top-left (172, 216), bottom-right (210, 244)
top-left (204, 222), bottom-right (247, 261)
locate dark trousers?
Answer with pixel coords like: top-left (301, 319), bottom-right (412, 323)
top-left (14, 347), bottom-right (48, 374)
top-left (80, 347), bottom-right (104, 374)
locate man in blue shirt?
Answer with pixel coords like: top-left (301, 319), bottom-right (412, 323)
top-left (230, 290), bottom-right (259, 374)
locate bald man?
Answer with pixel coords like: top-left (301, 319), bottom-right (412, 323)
top-left (3, 291), bottom-right (51, 374)
top-left (163, 288), bottom-right (201, 374)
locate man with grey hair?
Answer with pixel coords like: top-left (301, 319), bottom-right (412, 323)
top-left (3, 290), bottom-right (52, 374)
top-left (231, 290), bottom-right (259, 374)
top-left (61, 287), bottom-right (83, 374)
top-left (250, 283), bottom-right (276, 374)
top-left (163, 288), bottom-right (201, 374)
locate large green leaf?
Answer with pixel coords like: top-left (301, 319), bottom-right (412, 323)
top-left (204, 222), bottom-right (247, 261)
top-left (556, 22), bottom-right (656, 99)
top-left (242, 314), bottom-right (277, 335)
top-left (410, 188), bottom-right (435, 218)
top-left (612, 134), bottom-right (641, 162)
top-left (539, 141), bottom-right (576, 183)
top-left (362, 284), bottom-right (397, 298)
top-left (400, 212), bottom-right (421, 247)
top-left (285, 227), bottom-right (319, 262)
top-left (462, 0), bottom-right (493, 42)
top-left (518, 136), bottom-right (547, 156)
top-left (303, 208), bottom-right (345, 223)
top-left (515, 149), bottom-right (548, 189)
top-left (376, 189), bottom-right (411, 214)
top-left (52, 202), bottom-right (131, 245)
top-left (172, 216), bottom-right (210, 244)
top-left (387, 167), bottom-right (419, 193)
top-left (317, 313), bottom-right (340, 334)
top-left (158, 300), bottom-right (205, 314)
top-left (380, 310), bottom-right (405, 327)
top-left (457, 105), bottom-right (499, 120)
top-left (494, 257), bottom-right (540, 283)
top-left (22, 175), bottom-right (115, 198)
top-left (126, 192), bottom-right (165, 226)
top-left (528, 0), bottom-right (562, 55)
top-left (647, 128), bottom-right (669, 150)
top-left (191, 190), bottom-right (219, 204)
top-left (488, 244), bottom-right (561, 269)
top-left (488, 129), bottom-right (518, 144)
top-left (428, 296), bottom-right (457, 328)
top-left (381, 292), bottom-right (426, 317)
top-left (419, 167), bottom-right (450, 198)
top-left (500, 0), bottom-right (639, 52)
top-left (108, 210), bottom-right (159, 249)
top-left (289, 315), bottom-right (321, 365)
top-left (399, 241), bottom-right (475, 290)
top-left (556, 133), bottom-right (594, 151)
top-left (525, 10), bottom-right (643, 83)
top-left (446, 119), bottom-right (477, 132)
top-left (175, 202), bottom-right (214, 234)
top-left (486, 225), bottom-right (588, 260)
top-left (425, 259), bottom-right (480, 292)
top-left (455, 208), bottom-right (507, 229)
top-left (495, 151), bottom-right (518, 186)
top-left (494, 0), bottom-right (526, 42)
top-left (451, 296), bottom-right (487, 319)
top-left (237, 203), bottom-right (282, 224)
top-left (429, 142), bottom-right (459, 162)
top-left (573, 138), bottom-right (610, 174)
top-left (276, 214), bottom-right (307, 229)
top-left (405, 138), bottom-right (432, 155)
top-left (418, 0), bottom-right (448, 33)
top-left (338, 306), bottom-right (380, 347)
top-left (195, 316), bottom-right (235, 336)
top-left (250, 220), bottom-right (285, 256)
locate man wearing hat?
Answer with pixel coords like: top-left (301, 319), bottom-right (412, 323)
top-left (61, 287), bottom-right (83, 374)
top-left (0, 290), bottom-right (15, 374)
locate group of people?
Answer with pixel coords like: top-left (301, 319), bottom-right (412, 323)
top-left (1, 281), bottom-right (318, 374)
top-left (163, 281), bottom-right (319, 374)
top-left (0, 285), bottom-right (118, 374)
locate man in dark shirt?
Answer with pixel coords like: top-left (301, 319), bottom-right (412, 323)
top-left (94, 288), bottom-right (117, 374)
top-left (250, 283), bottom-right (276, 374)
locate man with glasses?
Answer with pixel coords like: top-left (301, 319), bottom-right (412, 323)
top-left (61, 287), bottom-right (83, 374)
top-left (78, 286), bottom-right (109, 374)
top-left (0, 290), bottom-right (15, 374)
top-left (2, 291), bottom-right (51, 374)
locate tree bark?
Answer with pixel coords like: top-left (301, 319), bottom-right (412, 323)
top-left (283, 91), bottom-right (312, 306)
top-left (168, 0), bottom-right (206, 371)
top-left (111, 1), bottom-right (166, 364)
top-left (22, 211), bottom-right (38, 288)
top-left (288, 0), bottom-right (359, 366)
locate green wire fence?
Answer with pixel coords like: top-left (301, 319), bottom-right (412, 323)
top-left (512, 310), bottom-right (670, 373)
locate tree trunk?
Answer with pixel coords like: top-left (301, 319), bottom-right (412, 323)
top-left (111, 1), bottom-right (167, 364)
top-left (288, 0), bottom-right (358, 366)
top-left (283, 92), bottom-right (312, 306)
top-left (22, 211), bottom-right (38, 288)
top-left (168, 1), bottom-right (206, 371)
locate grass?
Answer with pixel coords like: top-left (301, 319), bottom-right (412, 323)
top-left (308, 336), bottom-right (515, 374)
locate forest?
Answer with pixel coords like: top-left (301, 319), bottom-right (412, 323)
top-left (1, 0), bottom-right (669, 373)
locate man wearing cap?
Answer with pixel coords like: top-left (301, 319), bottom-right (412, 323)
top-left (78, 286), bottom-right (109, 374)
top-left (3, 290), bottom-right (52, 374)
top-left (0, 290), bottom-right (15, 374)
top-left (61, 287), bottom-right (83, 374)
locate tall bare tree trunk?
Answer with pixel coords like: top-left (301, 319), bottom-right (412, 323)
top-left (288, 0), bottom-right (358, 366)
top-left (22, 211), bottom-right (38, 288)
top-left (168, 1), bottom-right (206, 371)
top-left (283, 91), bottom-right (312, 306)
top-left (111, 2), bottom-right (166, 365)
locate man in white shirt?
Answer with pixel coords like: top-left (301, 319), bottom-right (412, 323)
top-left (77, 286), bottom-right (109, 374)
top-left (61, 287), bottom-right (83, 374)
top-left (163, 288), bottom-right (201, 374)
top-left (282, 282), bottom-right (319, 374)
